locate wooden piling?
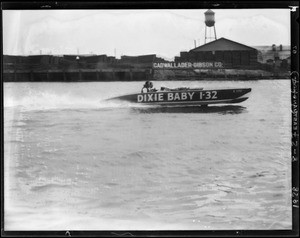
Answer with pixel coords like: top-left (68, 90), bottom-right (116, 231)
top-left (63, 71), bottom-right (66, 81)
top-left (130, 69), bottom-right (133, 81)
top-left (79, 70), bottom-right (82, 81)
top-left (96, 70), bottom-right (99, 81)
top-left (14, 69), bottom-right (17, 82)
top-left (30, 71), bottom-right (33, 81)
top-left (112, 70), bottom-right (115, 81)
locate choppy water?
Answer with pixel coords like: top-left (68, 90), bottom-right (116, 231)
top-left (4, 80), bottom-right (292, 230)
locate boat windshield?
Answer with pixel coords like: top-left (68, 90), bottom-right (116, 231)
top-left (160, 87), bottom-right (203, 91)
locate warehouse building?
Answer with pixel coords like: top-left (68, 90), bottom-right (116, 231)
top-left (175, 37), bottom-right (259, 69)
top-left (255, 44), bottom-right (290, 63)
top-left (120, 54), bottom-right (167, 68)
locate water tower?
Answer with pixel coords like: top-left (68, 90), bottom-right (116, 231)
top-left (204, 9), bottom-right (217, 44)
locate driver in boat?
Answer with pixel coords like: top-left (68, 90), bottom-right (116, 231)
top-left (141, 81), bottom-right (158, 93)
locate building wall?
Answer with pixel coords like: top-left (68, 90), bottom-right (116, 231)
top-left (175, 38), bottom-right (260, 69)
top-left (176, 50), bottom-right (258, 68)
top-left (120, 54), bottom-right (156, 64)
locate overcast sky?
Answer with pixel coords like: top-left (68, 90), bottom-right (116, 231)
top-left (3, 9), bottom-right (290, 60)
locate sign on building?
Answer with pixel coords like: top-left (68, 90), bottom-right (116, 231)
top-left (153, 62), bottom-right (223, 69)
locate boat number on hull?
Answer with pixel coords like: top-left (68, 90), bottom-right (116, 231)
top-left (137, 91), bottom-right (217, 102)
top-left (199, 91), bottom-right (217, 100)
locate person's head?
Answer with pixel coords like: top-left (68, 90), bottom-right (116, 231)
top-left (144, 81), bottom-right (153, 88)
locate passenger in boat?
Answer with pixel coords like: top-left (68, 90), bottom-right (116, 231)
top-left (141, 81), bottom-right (157, 93)
top-left (160, 86), bottom-right (169, 91)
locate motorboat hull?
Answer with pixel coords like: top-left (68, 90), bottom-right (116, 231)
top-left (109, 88), bottom-right (251, 106)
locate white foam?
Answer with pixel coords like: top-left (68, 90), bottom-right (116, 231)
top-left (4, 90), bottom-right (135, 111)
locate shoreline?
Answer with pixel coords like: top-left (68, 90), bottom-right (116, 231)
top-left (3, 69), bottom-right (290, 82)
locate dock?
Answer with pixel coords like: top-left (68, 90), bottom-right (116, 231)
top-left (3, 69), bottom-right (152, 82)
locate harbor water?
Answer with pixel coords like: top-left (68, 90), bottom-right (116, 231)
top-left (4, 80), bottom-right (292, 230)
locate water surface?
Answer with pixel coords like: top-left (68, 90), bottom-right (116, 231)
top-left (4, 80), bottom-right (292, 230)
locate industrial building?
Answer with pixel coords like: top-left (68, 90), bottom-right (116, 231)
top-left (120, 54), bottom-right (166, 68)
top-left (173, 10), bottom-right (259, 69)
top-left (255, 44), bottom-right (291, 63)
top-left (175, 37), bottom-right (259, 69)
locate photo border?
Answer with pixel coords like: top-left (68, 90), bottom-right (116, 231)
top-left (1, 1), bottom-right (299, 237)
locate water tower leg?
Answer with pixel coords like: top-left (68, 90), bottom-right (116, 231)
top-left (214, 26), bottom-right (217, 40)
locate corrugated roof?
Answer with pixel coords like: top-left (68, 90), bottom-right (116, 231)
top-left (190, 38), bottom-right (257, 52)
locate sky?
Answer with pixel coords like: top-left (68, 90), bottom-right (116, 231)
top-left (3, 9), bottom-right (291, 60)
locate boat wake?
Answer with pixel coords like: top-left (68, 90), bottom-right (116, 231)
top-left (4, 90), bottom-right (139, 112)
top-left (130, 105), bottom-right (247, 114)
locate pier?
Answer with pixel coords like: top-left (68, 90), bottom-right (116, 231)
top-left (3, 69), bottom-right (152, 82)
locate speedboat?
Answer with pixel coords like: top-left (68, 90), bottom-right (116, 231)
top-left (108, 81), bottom-right (251, 106)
